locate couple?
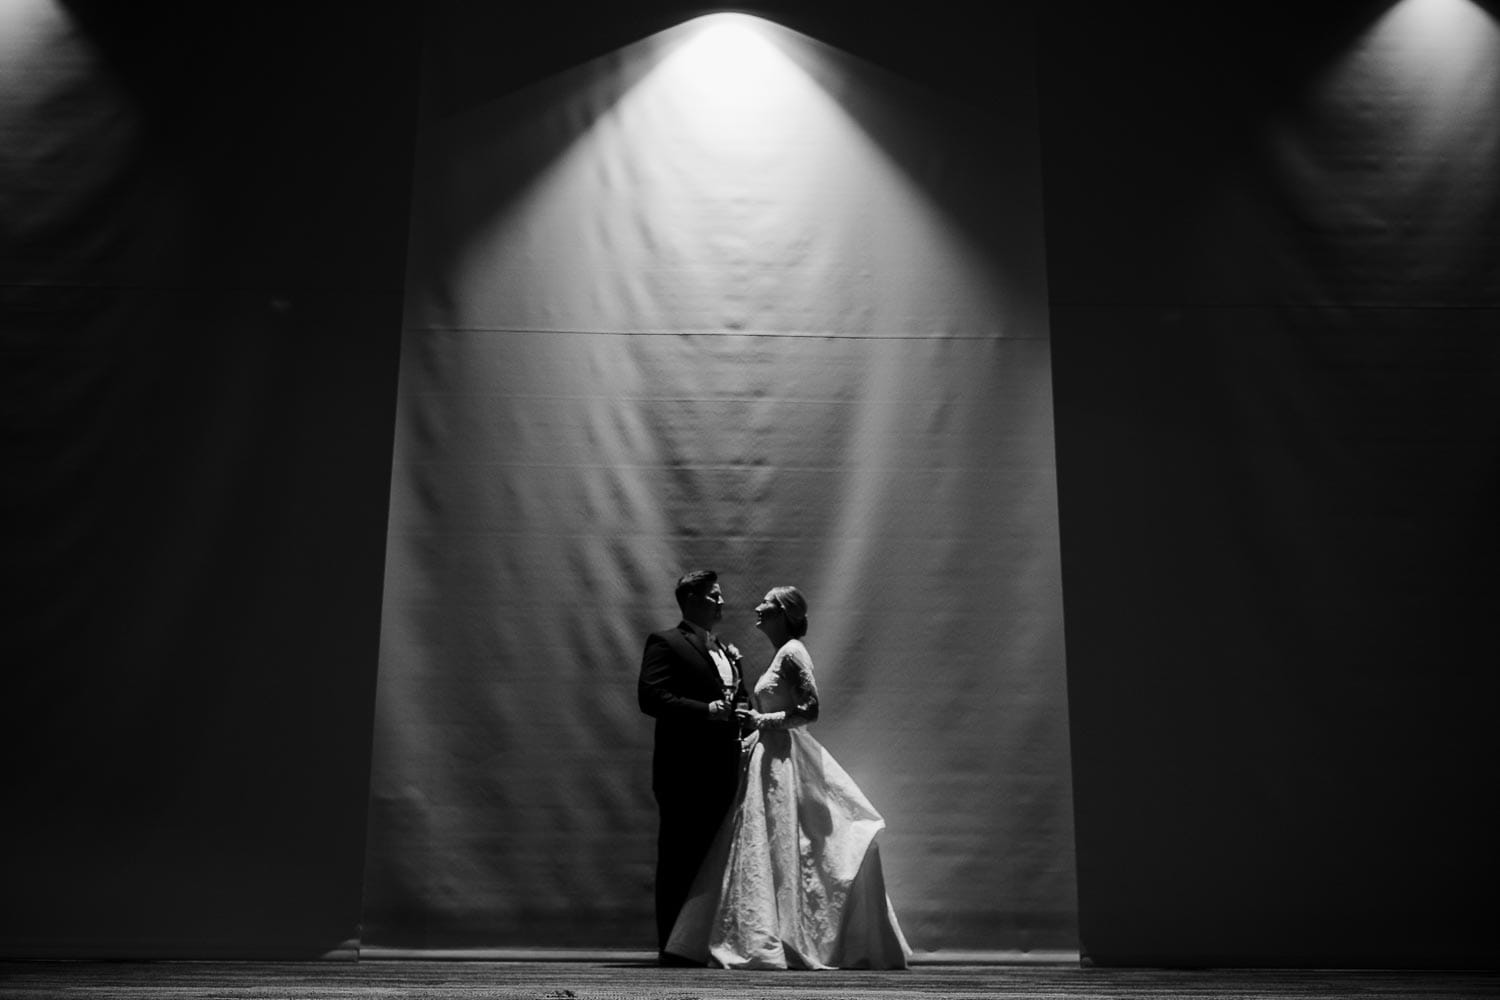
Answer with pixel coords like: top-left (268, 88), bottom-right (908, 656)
top-left (637, 569), bottom-right (911, 970)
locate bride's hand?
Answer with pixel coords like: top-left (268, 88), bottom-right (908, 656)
top-left (736, 707), bottom-right (760, 725)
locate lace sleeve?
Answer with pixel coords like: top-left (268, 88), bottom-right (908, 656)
top-left (763, 646), bottom-right (820, 729)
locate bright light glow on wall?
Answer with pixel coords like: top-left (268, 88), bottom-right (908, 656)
top-left (1270, 0), bottom-right (1500, 296)
top-left (653, 14), bottom-right (811, 155)
top-left (673, 14), bottom-right (791, 103)
top-left (1316, 0), bottom-right (1500, 156)
top-left (0, 0), bottom-right (70, 113)
top-left (1385, 0), bottom-right (1497, 44)
top-left (422, 10), bottom-right (1025, 338)
top-left (1371, 0), bottom-right (1500, 96)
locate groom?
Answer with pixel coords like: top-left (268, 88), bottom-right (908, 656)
top-left (638, 569), bottom-right (746, 965)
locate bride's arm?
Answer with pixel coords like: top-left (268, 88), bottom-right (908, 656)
top-left (755, 648), bottom-right (820, 729)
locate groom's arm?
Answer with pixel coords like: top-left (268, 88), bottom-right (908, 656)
top-left (638, 632), bottom-right (715, 721)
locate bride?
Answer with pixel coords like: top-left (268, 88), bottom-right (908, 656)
top-left (664, 586), bottom-right (912, 970)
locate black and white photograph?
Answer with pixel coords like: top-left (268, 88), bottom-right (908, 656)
top-left (3, 0), bottom-right (1496, 997)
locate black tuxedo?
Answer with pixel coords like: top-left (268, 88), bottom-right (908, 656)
top-left (638, 621), bottom-right (746, 953)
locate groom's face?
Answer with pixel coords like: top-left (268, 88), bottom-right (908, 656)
top-left (692, 583), bottom-right (725, 627)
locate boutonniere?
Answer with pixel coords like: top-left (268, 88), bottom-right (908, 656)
top-left (723, 643), bottom-right (743, 668)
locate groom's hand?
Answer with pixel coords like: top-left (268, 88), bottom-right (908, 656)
top-left (707, 699), bottom-right (729, 720)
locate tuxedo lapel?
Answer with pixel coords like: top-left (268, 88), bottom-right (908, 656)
top-left (677, 622), bottom-right (715, 669)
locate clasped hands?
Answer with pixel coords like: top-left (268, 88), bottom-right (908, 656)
top-left (708, 701), bottom-right (774, 729)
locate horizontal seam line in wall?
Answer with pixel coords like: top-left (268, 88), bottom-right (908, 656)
top-left (409, 327), bottom-right (1048, 340)
top-left (391, 460), bottom-right (1052, 469)
top-left (1046, 301), bottom-right (1500, 311)
top-left (398, 394), bottom-right (1047, 402)
top-left (0, 281), bottom-right (403, 294)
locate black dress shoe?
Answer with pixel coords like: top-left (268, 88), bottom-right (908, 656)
top-left (658, 951), bottom-right (704, 967)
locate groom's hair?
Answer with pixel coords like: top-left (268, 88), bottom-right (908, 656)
top-left (674, 569), bottom-right (718, 612)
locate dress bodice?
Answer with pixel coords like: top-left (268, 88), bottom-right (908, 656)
top-left (752, 639), bottom-right (819, 722)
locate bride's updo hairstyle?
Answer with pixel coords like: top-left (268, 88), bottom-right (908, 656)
top-left (769, 586), bottom-right (809, 639)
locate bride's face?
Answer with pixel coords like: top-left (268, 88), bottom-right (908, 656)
top-left (754, 593), bottom-right (782, 630)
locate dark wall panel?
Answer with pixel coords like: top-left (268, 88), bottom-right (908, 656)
top-left (1040, 0), bottom-right (1500, 968)
top-left (1, 2), bottom-right (420, 957)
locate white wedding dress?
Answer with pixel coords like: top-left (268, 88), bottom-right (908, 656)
top-left (665, 639), bottom-right (911, 970)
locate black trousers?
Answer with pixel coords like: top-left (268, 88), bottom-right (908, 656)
top-left (654, 769), bottom-right (739, 952)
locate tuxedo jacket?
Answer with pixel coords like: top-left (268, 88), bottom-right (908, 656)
top-left (638, 621), bottom-right (746, 799)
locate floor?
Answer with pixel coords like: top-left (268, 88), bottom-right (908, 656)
top-left (0, 960), bottom-right (1496, 1000)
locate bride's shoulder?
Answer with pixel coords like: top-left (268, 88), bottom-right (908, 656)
top-left (779, 638), bottom-right (813, 667)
